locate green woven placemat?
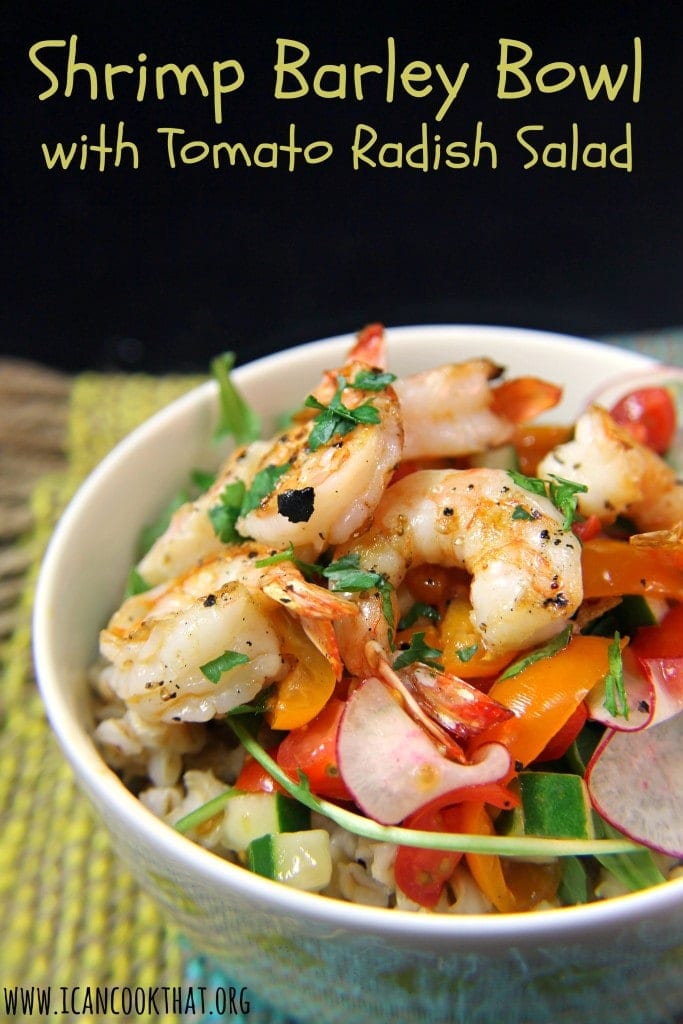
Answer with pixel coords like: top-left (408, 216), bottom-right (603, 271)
top-left (0, 367), bottom-right (297, 1023)
top-left (0, 374), bottom-right (200, 1022)
top-left (1, 331), bottom-right (681, 1023)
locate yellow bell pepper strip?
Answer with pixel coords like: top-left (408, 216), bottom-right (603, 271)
top-left (439, 596), bottom-right (515, 679)
top-left (458, 801), bottom-right (518, 912)
top-left (581, 537), bottom-right (683, 601)
top-left (473, 634), bottom-right (620, 768)
top-left (266, 618), bottom-right (336, 731)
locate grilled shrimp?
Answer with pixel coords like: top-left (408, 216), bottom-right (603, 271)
top-left (537, 404), bottom-right (683, 531)
top-left (138, 440), bottom-right (272, 586)
top-left (236, 371), bottom-right (402, 559)
top-left (393, 359), bottom-right (517, 459)
top-left (138, 359), bottom-right (403, 585)
top-left (99, 546), bottom-right (356, 723)
top-left (309, 324), bottom-right (561, 461)
top-left (333, 467), bottom-right (583, 675)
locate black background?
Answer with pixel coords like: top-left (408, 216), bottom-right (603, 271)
top-left (4, 2), bottom-right (682, 373)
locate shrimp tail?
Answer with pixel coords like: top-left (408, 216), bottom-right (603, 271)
top-left (300, 617), bottom-right (346, 681)
top-left (260, 569), bottom-right (358, 619)
top-left (369, 644), bottom-right (468, 763)
top-left (346, 323), bottom-right (387, 370)
top-left (395, 662), bottom-right (515, 741)
top-left (260, 567), bottom-right (358, 681)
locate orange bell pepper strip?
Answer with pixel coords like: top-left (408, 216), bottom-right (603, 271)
top-left (473, 634), bottom-right (618, 767)
top-left (582, 537), bottom-right (683, 601)
top-left (458, 801), bottom-right (518, 913)
top-left (511, 423), bottom-right (573, 476)
top-left (490, 378), bottom-right (563, 425)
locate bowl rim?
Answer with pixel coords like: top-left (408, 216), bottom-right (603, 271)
top-left (33, 323), bottom-right (683, 944)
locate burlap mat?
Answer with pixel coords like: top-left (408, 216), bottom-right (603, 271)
top-left (1, 331), bottom-right (681, 1022)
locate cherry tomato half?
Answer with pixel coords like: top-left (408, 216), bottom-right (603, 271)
top-left (632, 602), bottom-right (683, 659)
top-left (394, 804), bottom-right (464, 908)
top-left (234, 748), bottom-right (285, 794)
top-left (276, 698), bottom-right (352, 800)
top-left (609, 386), bottom-right (676, 454)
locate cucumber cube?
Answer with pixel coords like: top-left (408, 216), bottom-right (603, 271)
top-left (222, 792), bottom-right (310, 852)
top-left (247, 829), bottom-right (333, 891)
top-left (505, 772), bottom-right (595, 840)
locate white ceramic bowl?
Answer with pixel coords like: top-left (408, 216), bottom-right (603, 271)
top-left (33, 326), bottom-right (683, 1024)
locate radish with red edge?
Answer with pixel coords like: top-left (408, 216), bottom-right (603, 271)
top-left (336, 676), bottom-right (511, 825)
top-left (586, 711), bottom-right (683, 857)
top-left (586, 646), bottom-right (665, 732)
top-left (588, 605), bottom-right (683, 732)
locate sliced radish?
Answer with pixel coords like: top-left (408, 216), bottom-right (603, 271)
top-left (587, 645), bottom-right (683, 732)
top-left (336, 676), bottom-right (511, 825)
top-left (636, 653), bottom-right (683, 725)
top-left (586, 646), bottom-right (656, 732)
top-left (370, 656), bottom-right (513, 763)
top-left (585, 711), bottom-right (683, 857)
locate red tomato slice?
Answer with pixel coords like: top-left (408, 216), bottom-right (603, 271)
top-left (632, 603), bottom-right (683, 659)
top-left (630, 604), bottom-right (683, 724)
top-left (276, 698), bottom-right (352, 800)
top-left (572, 514), bottom-right (602, 543)
top-left (609, 386), bottom-right (677, 454)
top-left (394, 804), bottom-right (464, 908)
top-left (234, 748), bottom-right (285, 794)
top-left (394, 783), bottom-right (520, 909)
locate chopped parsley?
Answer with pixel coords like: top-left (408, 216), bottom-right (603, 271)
top-left (240, 463), bottom-right (291, 514)
top-left (507, 470), bottom-right (588, 530)
top-left (304, 372), bottom-right (390, 452)
top-left (547, 475), bottom-right (589, 531)
top-left (227, 685), bottom-right (276, 716)
top-left (200, 650), bottom-right (251, 684)
top-left (351, 368), bottom-right (397, 391)
top-left (498, 625), bottom-right (572, 681)
top-left (208, 480), bottom-right (248, 543)
top-left (322, 553), bottom-right (395, 630)
top-left (208, 463), bottom-right (291, 542)
top-left (254, 542), bottom-right (325, 582)
top-left (398, 602), bottom-right (441, 630)
top-left (602, 632), bottom-right (629, 719)
top-left (455, 643), bottom-right (479, 663)
top-left (393, 632), bottom-right (444, 671)
top-left (507, 471), bottom-right (547, 499)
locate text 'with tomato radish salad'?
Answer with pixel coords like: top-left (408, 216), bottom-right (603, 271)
top-left (90, 326), bottom-right (683, 913)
